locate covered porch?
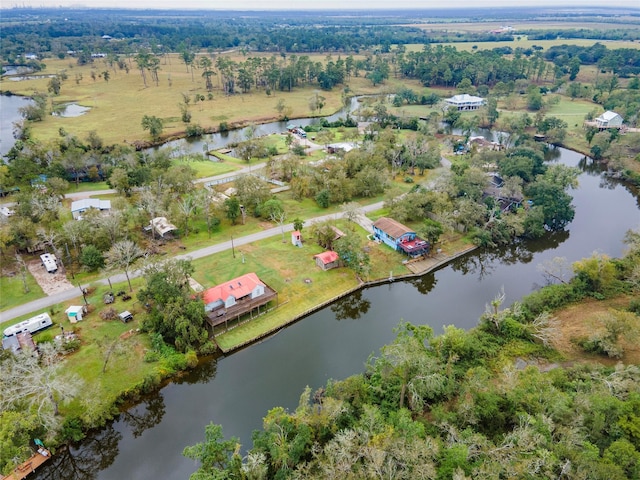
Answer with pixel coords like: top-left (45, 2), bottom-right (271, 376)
top-left (206, 284), bottom-right (278, 334)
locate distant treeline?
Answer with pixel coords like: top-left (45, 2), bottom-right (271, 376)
top-left (522, 28), bottom-right (640, 42)
top-left (544, 43), bottom-right (640, 76)
top-left (3, 8), bottom-right (638, 61)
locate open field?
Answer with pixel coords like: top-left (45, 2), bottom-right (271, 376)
top-left (550, 295), bottom-right (640, 366)
top-left (405, 37), bottom-right (640, 53)
top-left (0, 54), bottom-right (423, 148)
top-left (407, 20), bottom-right (640, 33)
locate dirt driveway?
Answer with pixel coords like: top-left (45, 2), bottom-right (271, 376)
top-left (27, 259), bottom-right (76, 296)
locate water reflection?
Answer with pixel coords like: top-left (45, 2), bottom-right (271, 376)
top-left (452, 230), bottom-right (571, 280)
top-left (53, 104), bottom-right (91, 118)
top-left (36, 427), bottom-right (121, 480)
top-left (120, 392), bottom-right (166, 438)
top-left (406, 272), bottom-right (437, 295)
top-left (174, 356), bottom-right (219, 385)
top-left (330, 290), bottom-right (371, 321)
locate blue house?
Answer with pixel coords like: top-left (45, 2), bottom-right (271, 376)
top-left (372, 217), bottom-right (430, 258)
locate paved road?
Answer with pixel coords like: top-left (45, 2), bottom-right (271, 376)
top-left (0, 201), bottom-right (383, 324)
top-left (0, 156), bottom-right (451, 324)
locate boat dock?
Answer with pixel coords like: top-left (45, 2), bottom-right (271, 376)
top-left (1, 449), bottom-right (51, 480)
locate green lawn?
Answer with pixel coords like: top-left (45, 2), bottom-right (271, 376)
top-left (0, 272), bottom-right (45, 312)
top-left (178, 158), bottom-right (239, 178)
top-left (66, 181), bottom-right (111, 193)
top-left (545, 97), bottom-right (599, 127)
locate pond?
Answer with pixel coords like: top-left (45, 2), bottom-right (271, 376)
top-left (53, 104), bottom-right (91, 118)
top-left (33, 147), bottom-right (640, 480)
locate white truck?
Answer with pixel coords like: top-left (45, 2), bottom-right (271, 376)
top-left (40, 253), bottom-right (58, 273)
top-left (3, 313), bottom-right (53, 337)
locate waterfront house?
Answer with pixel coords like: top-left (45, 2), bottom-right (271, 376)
top-left (372, 217), bottom-right (430, 257)
top-left (483, 173), bottom-right (524, 212)
top-left (202, 272), bottom-right (278, 331)
top-left (595, 111), bottom-right (623, 129)
top-left (445, 94), bottom-right (485, 111)
top-left (314, 251), bottom-right (341, 270)
top-left (71, 199), bottom-right (111, 220)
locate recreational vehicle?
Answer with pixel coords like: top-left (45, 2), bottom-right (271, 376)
top-left (3, 313), bottom-right (53, 337)
top-left (40, 253), bottom-right (58, 273)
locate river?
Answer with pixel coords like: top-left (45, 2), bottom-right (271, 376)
top-left (3, 95), bottom-right (638, 479)
top-left (29, 147), bottom-right (638, 480)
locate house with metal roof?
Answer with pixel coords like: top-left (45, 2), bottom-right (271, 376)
top-left (314, 251), bottom-right (341, 270)
top-left (445, 94), bottom-right (485, 111)
top-left (595, 111), bottom-right (623, 129)
top-left (149, 217), bottom-right (178, 237)
top-left (372, 217), bottom-right (430, 258)
top-left (71, 199), bottom-right (111, 220)
top-left (202, 273), bottom-right (278, 331)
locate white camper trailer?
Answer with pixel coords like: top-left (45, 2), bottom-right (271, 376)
top-left (3, 313), bottom-right (53, 337)
top-left (40, 253), bottom-right (58, 273)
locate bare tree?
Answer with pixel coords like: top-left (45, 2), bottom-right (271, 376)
top-left (14, 253), bottom-right (30, 293)
top-left (105, 239), bottom-right (144, 292)
top-left (537, 256), bottom-right (571, 285)
top-left (340, 202), bottom-right (363, 224)
top-left (270, 210), bottom-right (288, 242)
top-left (0, 343), bottom-right (82, 430)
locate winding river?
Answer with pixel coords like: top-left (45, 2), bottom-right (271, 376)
top-left (3, 96), bottom-right (638, 479)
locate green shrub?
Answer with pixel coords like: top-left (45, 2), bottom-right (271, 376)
top-left (185, 350), bottom-right (198, 368)
top-left (144, 350), bottom-right (160, 363)
top-left (60, 417), bottom-right (85, 442)
top-left (185, 123), bottom-right (204, 137)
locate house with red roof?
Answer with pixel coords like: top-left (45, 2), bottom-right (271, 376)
top-left (203, 272), bottom-right (266, 312)
top-left (202, 272), bottom-right (278, 331)
top-left (314, 251), bottom-right (341, 270)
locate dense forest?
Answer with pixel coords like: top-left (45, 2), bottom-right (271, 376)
top-left (1, 7), bottom-right (640, 61)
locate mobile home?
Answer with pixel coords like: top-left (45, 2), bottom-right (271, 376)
top-left (3, 313), bottom-right (53, 337)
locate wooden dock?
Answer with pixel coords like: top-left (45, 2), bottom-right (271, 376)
top-left (404, 245), bottom-right (477, 274)
top-left (1, 449), bottom-right (51, 480)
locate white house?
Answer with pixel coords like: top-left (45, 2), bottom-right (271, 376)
top-left (71, 199), bottom-right (111, 220)
top-left (595, 111), bottom-right (624, 129)
top-left (445, 94), bottom-right (486, 111)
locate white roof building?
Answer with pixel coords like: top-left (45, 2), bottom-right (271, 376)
top-left (595, 111), bottom-right (623, 129)
top-left (150, 217), bottom-right (178, 237)
top-left (445, 94), bottom-right (486, 111)
top-left (71, 199), bottom-right (111, 219)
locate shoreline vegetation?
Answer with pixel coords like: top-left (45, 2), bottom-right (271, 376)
top-left (1, 9), bottom-right (639, 475)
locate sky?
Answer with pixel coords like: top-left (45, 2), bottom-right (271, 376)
top-left (5, 0), bottom-right (640, 10)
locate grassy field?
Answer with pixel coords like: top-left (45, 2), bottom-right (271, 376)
top-left (0, 271), bottom-right (45, 311)
top-left (405, 37), bottom-right (640, 53)
top-left (0, 53), bottom-right (429, 148)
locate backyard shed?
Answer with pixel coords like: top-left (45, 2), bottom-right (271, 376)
top-left (65, 305), bottom-right (85, 323)
top-left (314, 251), bottom-right (341, 270)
